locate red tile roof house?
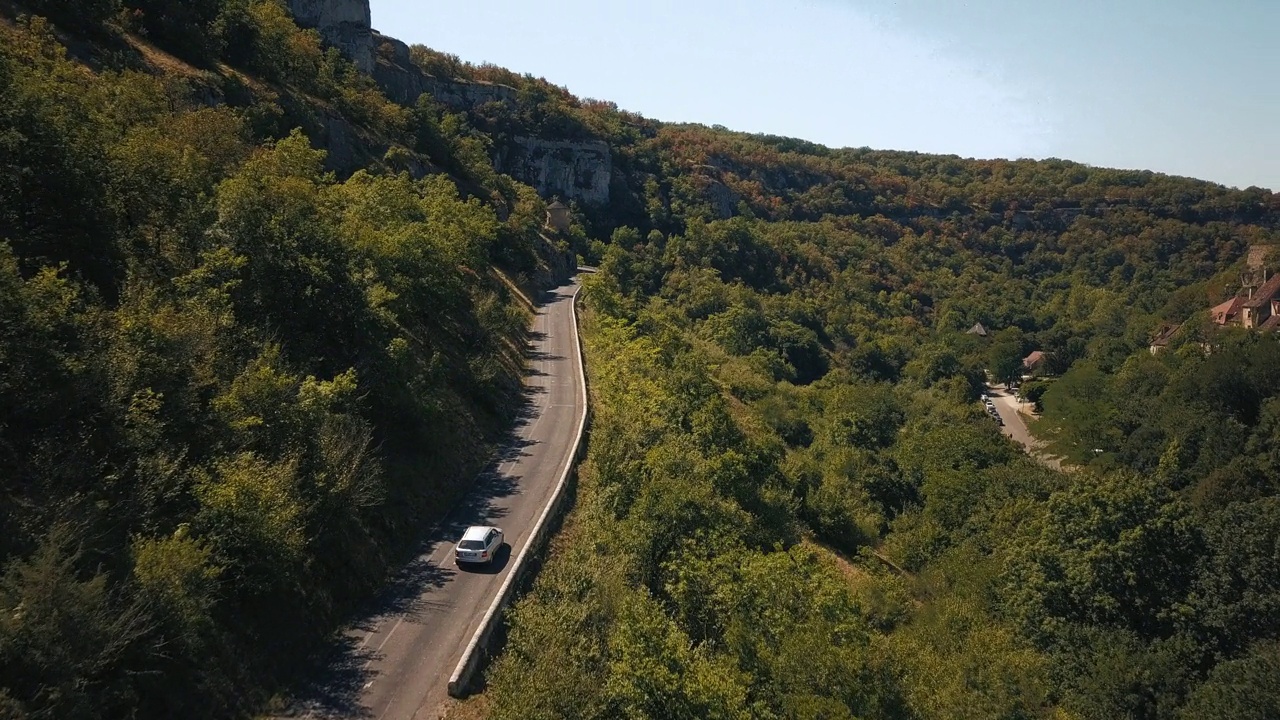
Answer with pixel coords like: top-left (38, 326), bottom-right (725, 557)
top-left (1022, 350), bottom-right (1047, 372)
top-left (1210, 295), bottom-right (1246, 326)
top-left (1241, 273), bottom-right (1280, 329)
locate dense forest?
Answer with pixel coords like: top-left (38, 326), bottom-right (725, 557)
top-left (428, 47), bottom-right (1280, 720)
top-left (0, 3), bottom-right (573, 717)
top-left (484, 206), bottom-right (1280, 716)
top-left (5, 2), bottom-right (1280, 719)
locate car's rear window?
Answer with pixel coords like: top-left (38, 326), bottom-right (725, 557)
top-left (459, 540), bottom-right (486, 550)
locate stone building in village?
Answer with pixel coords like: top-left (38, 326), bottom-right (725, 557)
top-left (1151, 245), bottom-right (1280, 353)
top-left (1207, 246), bottom-right (1280, 331)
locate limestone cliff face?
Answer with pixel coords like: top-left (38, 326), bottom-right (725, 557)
top-left (279, 8), bottom-right (610, 204)
top-left (371, 32), bottom-right (517, 110)
top-left (288, 0), bottom-right (373, 73)
top-left (494, 138), bottom-right (612, 207)
top-left (369, 33), bottom-right (610, 205)
top-left (424, 77), bottom-right (518, 110)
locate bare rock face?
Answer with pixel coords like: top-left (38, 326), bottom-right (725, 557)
top-left (494, 138), bottom-right (612, 207)
top-left (306, 26), bottom-right (610, 204)
top-left (268, 3), bottom-right (611, 203)
top-left (705, 179), bottom-right (739, 219)
top-left (425, 77), bottom-right (518, 110)
top-left (372, 32), bottom-right (517, 111)
top-left (288, 0), bottom-right (373, 73)
top-left (372, 31), bottom-right (413, 67)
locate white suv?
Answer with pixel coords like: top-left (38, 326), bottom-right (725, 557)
top-left (454, 525), bottom-right (504, 566)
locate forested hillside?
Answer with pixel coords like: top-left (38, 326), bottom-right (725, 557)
top-left (5, 2), bottom-right (1280, 719)
top-left (0, 5), bottom-right (573, 718)
top-left (425, 51), bottom-right (1280, 720)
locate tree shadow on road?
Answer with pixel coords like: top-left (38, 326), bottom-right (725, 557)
top-left (275, 635), bottom-right (377, 719)
top-left (269, 279), bottom-right (577, 718)
top-left (352, 558), bottom-right (456, 631)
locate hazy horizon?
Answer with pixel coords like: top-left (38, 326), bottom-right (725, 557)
top-left (370, 0), bottom-right (1278, 192)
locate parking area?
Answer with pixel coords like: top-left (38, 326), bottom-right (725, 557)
top-left (983, 384), bottom-right (1063, 470)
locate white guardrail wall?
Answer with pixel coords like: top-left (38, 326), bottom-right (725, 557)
top-left (447, 275), bottom-right (592, 697)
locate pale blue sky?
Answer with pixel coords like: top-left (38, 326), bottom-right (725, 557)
top-left (370, 0), bottom-right (1278, 190)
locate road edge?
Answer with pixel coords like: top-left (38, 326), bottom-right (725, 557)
top-left (446, 274), bottom-right (592, 698)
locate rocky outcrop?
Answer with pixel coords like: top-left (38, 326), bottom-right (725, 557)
top-left (288, 0), bottom-right (373, 73)
top-left (283, 13), bottom-right (609, 204)
top-left (425, 77), bottom-right (518, 111)
top-left (533, 231), bottom-right (576, 287)
top-left (372, 30), bottom-right (412, 66)
top-left (494, 138), bottom-right (612, 206)
top-left (371, 32), bottom-right (517, 110)
top-left (370, 52), bottom-right (606, 203)
top-left (705, 179), bottom-right (739, 219)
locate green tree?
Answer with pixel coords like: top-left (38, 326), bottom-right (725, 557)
top-left (1179, 641), bottom-right (1280, 720)
top-left (0, 529), bottom-right (152, 719)
top-left (988, 339), bottom-right (1023, 387)
top-left (1002, 471), bottom-right (1202, 643)
top-left (1190, 498), bottom-right (1280, 655)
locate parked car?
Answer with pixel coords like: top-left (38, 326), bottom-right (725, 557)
top-left (454, 525), bottom-right (504, 566)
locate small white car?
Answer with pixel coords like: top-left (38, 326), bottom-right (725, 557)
top-left (454, 525), bottom-right (504, 566)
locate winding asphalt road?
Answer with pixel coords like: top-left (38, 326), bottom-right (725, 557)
top-left (283, 277), bottom-right (586, 720)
